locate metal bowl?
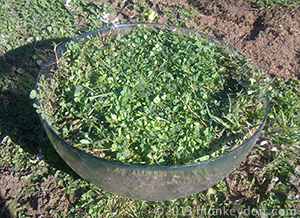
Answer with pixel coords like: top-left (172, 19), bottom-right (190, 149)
top-left (36, 23), bottom-right (269, 201)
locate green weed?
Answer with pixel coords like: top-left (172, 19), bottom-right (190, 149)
top-left (256, 0), bottom-right (300, 8)
top-left (34, 26), bottom-right (267, 166)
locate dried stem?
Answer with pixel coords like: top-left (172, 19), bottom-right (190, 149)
top-left (179, 97), bottom-right (207, 127)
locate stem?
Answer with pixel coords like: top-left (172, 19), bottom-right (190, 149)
top-left (179, 97), bottom-right (207, 127)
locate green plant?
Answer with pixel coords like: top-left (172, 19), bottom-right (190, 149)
top-left (33, 26), bottom-right (267, 166)
top-left (256, 0), bottom-right (300, 8)
top-left (268, 78), bottom-right (300, 147)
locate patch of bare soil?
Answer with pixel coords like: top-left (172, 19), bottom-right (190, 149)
top-left (0, 165), bottom-right (76, 217)
top-left (188, 0), bottom-right (300, 80)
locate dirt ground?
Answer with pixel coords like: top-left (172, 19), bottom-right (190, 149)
top-left (188, 0), bottom-right (300, 80)
top-left (1, 0), bottom-right (299, 216)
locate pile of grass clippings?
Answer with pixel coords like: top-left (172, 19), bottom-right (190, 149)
top-left (33, 26), bottom-right (266, 166)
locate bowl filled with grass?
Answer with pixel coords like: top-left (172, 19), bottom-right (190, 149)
top-left (31, 23), bottom-right (269, 201)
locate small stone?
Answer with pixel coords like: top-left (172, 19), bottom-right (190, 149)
top-left (27, 37), bottom-right (34, 42)
top-left (271, 147), bottom-right (278, 152)
top-left (260, 140), bottom-right (268, 146)
top-left (37, 60), bottom-right (43, 67)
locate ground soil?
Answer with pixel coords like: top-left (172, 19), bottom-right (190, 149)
top-left (0, 164), bottom-right (73, 217)
top-left (1, 0), bottom-right (299, 216)
top-left (188, 0), bottom-right (300, 80)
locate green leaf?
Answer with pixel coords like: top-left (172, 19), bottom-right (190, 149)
top-left (29, 90), bottom-right (37, 99)
top-left (80, 139), bottom-right (90, 144)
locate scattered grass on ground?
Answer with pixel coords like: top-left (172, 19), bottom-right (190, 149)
top-left (256, 0), bottom-right (300, 8)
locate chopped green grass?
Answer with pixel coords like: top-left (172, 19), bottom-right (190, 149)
top-left (34, 26), bottom-right (267, 166)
